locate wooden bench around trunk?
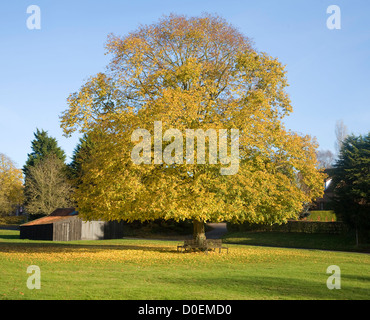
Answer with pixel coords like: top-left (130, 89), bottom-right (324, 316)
top-left (177, 239), bottom-right (199, 252)
top-left (206, 239), bottom-right (229, 253)
top-left (177, 239), bottom-right (228, 253)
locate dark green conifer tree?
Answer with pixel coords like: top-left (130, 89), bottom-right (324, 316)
top-left (23, 129), bottom-right (66, 176)
top-left (332, 132), bottom-right (370, 243)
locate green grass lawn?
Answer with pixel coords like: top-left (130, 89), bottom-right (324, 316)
top-left (0, 230), bottom-right (369, 300)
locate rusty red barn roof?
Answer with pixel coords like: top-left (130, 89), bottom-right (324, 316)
top-left (21, 208), bottom-right (78, 226)
top-left (49, 208), bottom-right (76, 216)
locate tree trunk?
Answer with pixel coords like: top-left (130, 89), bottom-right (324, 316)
top-left (193, 219), bottom-right (206, 247)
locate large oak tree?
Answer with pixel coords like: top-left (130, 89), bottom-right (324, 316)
top-left (61, 14), bottom-right (324, 244)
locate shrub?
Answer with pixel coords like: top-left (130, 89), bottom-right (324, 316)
top-left (307, 210), bottom-right (337, 222)
top-left (0, 215), bottom-right (27, 226)
top-left (227, 220), bottom-right (346, 234)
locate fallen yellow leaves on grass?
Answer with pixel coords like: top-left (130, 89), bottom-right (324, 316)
top-left (0, 242), bottom-right (316, 265)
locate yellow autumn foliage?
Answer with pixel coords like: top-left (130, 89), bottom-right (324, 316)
top-left (0, 154), bottom-right (24, 215)
top-left (60, 14), bottom-right (324, 225)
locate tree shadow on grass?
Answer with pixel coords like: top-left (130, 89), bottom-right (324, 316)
top-left (0, 229), bottom-right (180, 253)
top-left (0, 234), bottom-right (20, 240)
top-left (161, 273), bottom-right (369, 300)
top-left (223, 231), bottom-right (370, 253)
top-left (0, 235), bottom-right (177, 254)
top-left (0, 242), bottom-right (173, 253)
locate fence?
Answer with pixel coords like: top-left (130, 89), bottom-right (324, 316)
top-left (227, 220), bottom-right (347, 234)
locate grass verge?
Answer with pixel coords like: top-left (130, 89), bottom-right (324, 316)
top-left (0, 230), bottom-right (369, 300)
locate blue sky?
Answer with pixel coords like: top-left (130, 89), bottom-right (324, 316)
top-left (1, 0), bottom-right (369, 168)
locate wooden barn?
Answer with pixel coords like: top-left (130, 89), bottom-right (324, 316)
top-left (20, 208), bottom-right (124, 241)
